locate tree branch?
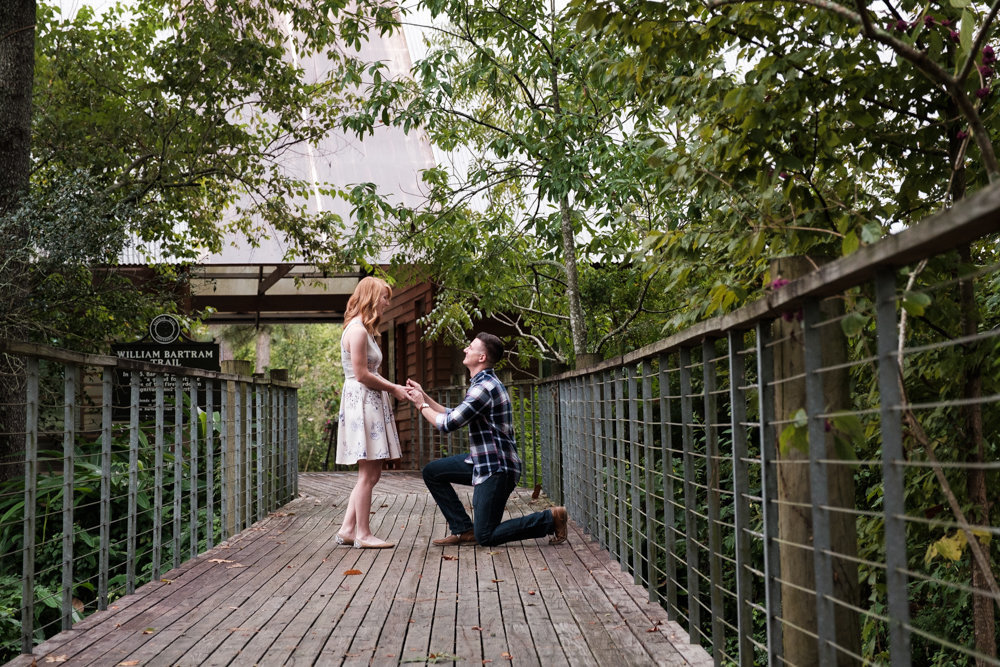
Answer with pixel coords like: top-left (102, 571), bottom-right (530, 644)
top-left (704, 0), bottom-right (1000, 178)
top-left (595, 267), bottom-right (660, 353)
top-left (957, 0), bottom-right (1000, 85)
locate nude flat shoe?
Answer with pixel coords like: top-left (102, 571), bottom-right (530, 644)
top-left (335, 532), bottom-right (354, 546)
top-left (353, 538), bottom-right (395, 549)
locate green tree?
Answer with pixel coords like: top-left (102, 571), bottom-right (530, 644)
top-left (570, 0), bottom-right (1000, 661)
top-left (334, 0), bottom-right (680, 366)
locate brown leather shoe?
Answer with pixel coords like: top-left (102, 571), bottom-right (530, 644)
top-left (432, 529), bottom-right (476, 546)
top-left (549, 506), bottom-right (568, 545)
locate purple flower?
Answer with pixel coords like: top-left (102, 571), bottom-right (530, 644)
top-left (924, 15), bottom-right (935, 27)
top-left (941, 18), bottom-right (951, 27)
top-left (984, 45), bottom-right (996, 64)
top-left (770, 278), bottom-right (791, 290)
top-left (824, 419), bottom-right (833, 432)
top-left (950, 30), bottom-right (961, 42)
top-left (779, 171), bottom-right (789, 179)
top-left (976, 86), bottom-right (991, 99)
top-left (980, 65), bottom-right (993, 78)
top-left (895, 19), bottom-right (909, 31)
top-left (957, 129), bottom-right (969, 139)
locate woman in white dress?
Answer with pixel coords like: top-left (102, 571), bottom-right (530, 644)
top-left (335, 276), bottom-right (406, 549)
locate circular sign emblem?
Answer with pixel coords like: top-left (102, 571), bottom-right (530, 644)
top-left (149, 314), bottom-right (182, 344)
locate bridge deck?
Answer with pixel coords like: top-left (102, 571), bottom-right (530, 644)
top-left (10, 472), bottom-right (710, 666)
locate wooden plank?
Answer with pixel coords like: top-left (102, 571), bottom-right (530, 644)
top-left (322, 493), bottom-right (421, 664)
top-left (11, 473), bottom-right (713, 667)
top-left (561, 525), bottom-right (692, 666)
top-left (516, 534), bottom-right (598, 664)
top-left (398, 502), bottom-right (447, 663)
top-left (15, 508), bottom-right (307, 664)
top-left (363, 494), bottom-right (437, 663)
top-left (341, 493), bottom-right (432, 665)
top-left (453, 532), bottom-right (484, 664)
top-left (578, 530), bottom-right (713, 666)
top-left (486, 541), bottom-right (537, 663)
top-left (504, 540), bottom-right (572, 666)
top-left (167, 511), bottom-right (346, 665)
top-left (252, 490), bottom-right (405, 664)
top-left (98, 507), bottom-right (339, 666)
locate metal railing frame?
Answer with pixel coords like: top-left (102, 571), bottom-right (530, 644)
top-left (0, 341), bottom-right (298, 655)
top-left (524, 183), bottom-right (1000, 666)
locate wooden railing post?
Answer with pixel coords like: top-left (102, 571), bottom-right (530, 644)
top-left (771, 257), bottom-right (860, 665)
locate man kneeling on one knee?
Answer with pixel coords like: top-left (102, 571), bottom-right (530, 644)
top-left (406, 332), bottom-right (568, 547)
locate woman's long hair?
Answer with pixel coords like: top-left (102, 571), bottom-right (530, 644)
top-left (343, 276), bottom-right (391, 336)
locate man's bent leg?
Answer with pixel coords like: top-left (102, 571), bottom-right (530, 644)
top-left (473, 473), bottom-right (556, 546)
top-left (422, 454), bottom-right (475, 535)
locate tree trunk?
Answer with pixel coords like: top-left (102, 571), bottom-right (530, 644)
top-left (0, 0), bottom-right (36, 483)
top-left (772, 256), bottom-right (861, 666)
top-left (0, 0), bottom-right (34, 208)
top-left (558, 196), bottom-right (588, 357)
top-left (548, 0), bottom-right (588, 359)
top-left (958, 245), bottom-right (996, 666)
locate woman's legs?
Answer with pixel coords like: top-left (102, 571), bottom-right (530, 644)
top-left (340, 459), bottom-right (385, 542)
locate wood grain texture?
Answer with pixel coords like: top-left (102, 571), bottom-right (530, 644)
top-left (10, 472), bottom-right (711, 666)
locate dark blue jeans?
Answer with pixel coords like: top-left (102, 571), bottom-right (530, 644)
top-left (422, 454), bottom-right (555, 546)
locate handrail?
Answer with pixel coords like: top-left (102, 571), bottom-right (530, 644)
top-left (0, 344), bottom-right (299, 658)
top-left (521, 184), bottom-right (1000, 665)
top-left (540, 181), bottom-right (1000, 384)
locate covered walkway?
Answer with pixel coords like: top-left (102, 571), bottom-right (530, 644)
top-left (9, 473), bottom-right (710, 666)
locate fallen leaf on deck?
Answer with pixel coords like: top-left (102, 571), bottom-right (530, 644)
top-left (208, 558), bottom-right (234, 564)
top-left (43, 656), bottom-right (67, 663)
top-left (472, 626), bottom-right (483, 632)
top-left (344, 569), bottom-right (363, 575)
top-left (116, 661), bottom-right (140, 666)
top-left (225, 563), bottom-right (245, 569)
top-left (160, 578), bottom-right (172, 584)
top-left (646, 627), bottom-right (659, 633)
top-left (501, 651), bottom-right (513, 660)
top-left (527, 590), bottom-right (536, 595)
top-left (442, 554), bottom-right (458, 561)
top-left (486, 551), bottom-right (500, 555)
top-left (491, 579), bottom-right (503, 583)
top-left (401, 653), bottom-right (462, 663)
top-left (142, 628), bottom-right (155, 635)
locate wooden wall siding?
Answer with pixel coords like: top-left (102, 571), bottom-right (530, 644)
top-left (380, 280), bottom-right (460, 470)
top-left (378, 279), bottom-right (540, 470)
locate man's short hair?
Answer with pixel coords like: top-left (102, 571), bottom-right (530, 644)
top-left (476, 332), bottom-right (504, 366)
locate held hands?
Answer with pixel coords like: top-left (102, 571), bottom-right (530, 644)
top-left (391, 384), bottom-right (409, 402)
top-left (405, 379), bottom-right (426, 405)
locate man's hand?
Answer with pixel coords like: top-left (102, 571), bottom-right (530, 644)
top-left (406, 378), bottom-right (426, 401)
top-left (405, 386), bottom-right (423, 405)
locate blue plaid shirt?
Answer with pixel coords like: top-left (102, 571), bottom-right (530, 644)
top-left (434, 368), bottom-right (522, 485)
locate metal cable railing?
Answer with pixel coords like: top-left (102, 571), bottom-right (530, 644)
top-left (0, 343), bottom-right (298, 659)
top-left (521, 185), bottom-right (1000, 666)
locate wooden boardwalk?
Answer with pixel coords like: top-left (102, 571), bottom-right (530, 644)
top-left (9, 473), bottom-right (711, 666)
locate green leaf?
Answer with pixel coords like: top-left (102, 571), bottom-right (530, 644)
top-left (779, 422), bottom-right (809, 456)
top-left (902, 290), bottom-right (932, 316)
top-left (860, 222), bottom-right (882, 244)
top-left (960, 10), bottom-right (974, 56)
top-left (842, 231), bottom-right (860, 255)
top-left (841, 311), bottom-right (869, 337)
top-left (950, 0), bottom-right (971, 7)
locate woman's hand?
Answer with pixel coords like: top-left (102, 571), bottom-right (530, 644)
top-left (405, 378), bottom-right (426, 401)
top-left (391, 384), bottom-right (408, 402)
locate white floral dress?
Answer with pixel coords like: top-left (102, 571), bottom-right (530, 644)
top-left (336, 319), bottom-right (402, 465)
